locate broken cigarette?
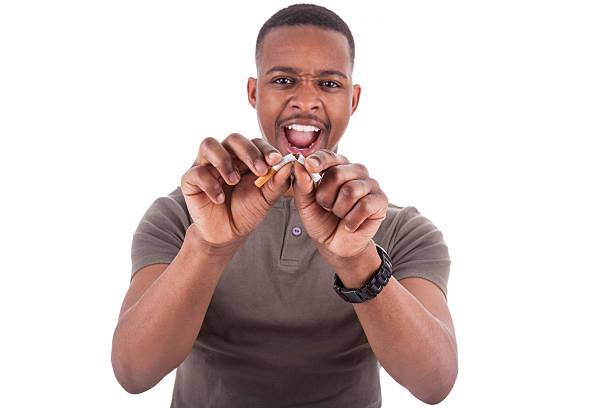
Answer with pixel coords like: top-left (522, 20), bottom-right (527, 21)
top-left (254, 153), bottom-right (322, 188)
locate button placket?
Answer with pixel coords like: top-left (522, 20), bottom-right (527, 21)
top-left (279, 207), bottom-right (306, 270)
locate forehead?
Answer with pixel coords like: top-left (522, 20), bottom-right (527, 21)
top-left (258, 25), bottom-right (352, 76)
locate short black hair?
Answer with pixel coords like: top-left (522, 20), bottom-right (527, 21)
top-left (255, 3), bottom-right (355, 68)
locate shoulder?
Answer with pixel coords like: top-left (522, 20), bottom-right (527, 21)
top-left (135, 186), bottom-right (192, 236)
top-left (152, 186), bottom-right (192, 223)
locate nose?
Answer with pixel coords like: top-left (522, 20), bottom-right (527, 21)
top-left (290, 80), bottom-right (321, 112)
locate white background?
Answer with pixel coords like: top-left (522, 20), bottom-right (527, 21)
top-left (1, 0), bottom-right (611, 406)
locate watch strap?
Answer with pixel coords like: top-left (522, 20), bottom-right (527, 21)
top-left (333, 244), bottom-right (393, 303)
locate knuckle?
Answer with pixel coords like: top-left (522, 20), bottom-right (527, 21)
top-left (341, 183), bottom-right (357, 198)
top-left (226, 133), bottom-right (243, 143)
top-left (180, 170), bottom-right (190, 186)
top-left (381, 192), bottom-right (389, 206)
top-left (227, 132), bottom-right (242, 139)
top-left (354, 163), bottom-right (369, 175)
top-left (181, 166), bottom-right (198, 182)
top-left (201, 137), bottom-right (217, 150)
top-left (362, 196), bottom-right (376, 213)
top-left (347, 181), bottom-right (366, 198)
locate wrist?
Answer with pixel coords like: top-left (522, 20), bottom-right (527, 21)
top-left (321, 240), bottom-right (382, 288)
top-left (185, 224), bottom-right (246, 259)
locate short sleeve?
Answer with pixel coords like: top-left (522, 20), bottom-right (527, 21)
top-left (387, 207), bottom-right (451, 297)
top-left (130, 187), bottom-right (191, 282)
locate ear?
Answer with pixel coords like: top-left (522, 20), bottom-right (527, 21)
top-left (247, 77), bottom-right (257, 108)
top-left (351, 84), bottom-right (361, 115)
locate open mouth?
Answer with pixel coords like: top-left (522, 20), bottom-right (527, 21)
top-left (281, 123), bottom-right (323, 154)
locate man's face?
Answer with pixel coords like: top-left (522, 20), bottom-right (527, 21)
top-left (248, 25), bottom-right (360, 157)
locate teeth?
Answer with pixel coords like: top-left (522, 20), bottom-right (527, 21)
top-left (286, 124), bottom-right (320, 132)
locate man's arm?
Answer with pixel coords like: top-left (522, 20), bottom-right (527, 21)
top-left (332, 240), bottom-right (457, 405)
top-left (111, 225), bottom-right (243, 394)
top-left (290, 150), bottom-right (456, 403)
top-left (113, 135), bottom-right (291, 394)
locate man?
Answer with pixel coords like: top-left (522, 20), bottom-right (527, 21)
top-left (112, 4), bottom-right (457, 407)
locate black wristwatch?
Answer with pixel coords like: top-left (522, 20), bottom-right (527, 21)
top-left (333, 244), bottom-right (393, 303)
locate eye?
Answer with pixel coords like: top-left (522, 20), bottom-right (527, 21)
top-left (272, 77), bottom-right (293, 85)
top-left (320, 80), bottom-right (340, 88)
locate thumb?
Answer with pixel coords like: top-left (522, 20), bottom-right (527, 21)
top-left (292, 160), bottom-right (316, 209)
top-left (259, 161), bottom-right (293, 204)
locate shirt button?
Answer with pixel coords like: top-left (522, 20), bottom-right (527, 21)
top-left (291, 226), bottom-right (302, 237)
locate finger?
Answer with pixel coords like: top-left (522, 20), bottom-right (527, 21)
top-left (195, 137), bottom-right (241, 185)
top-left (304, 149), bottom-right (350, 174)
top-left (221, 133), bottom-right (270, 177)
top-left (293, 159), bottom-right (315, 192)
top-left (314, 163), bottom-right (369, 210)
top-left (331, 178), bottom-right (375, 219)
top-left (259, 158), bottom-right (293, 205)
top-left (181, 165), bottom-right (226, 204)
top-left (292, 161), bottom-right (322, 214)
top-left (343, 193), bottom-right (388, 232)
top-left (343, 193), bottom-right (387, 232)
top-left (251, 138), bottom-right (284, 167)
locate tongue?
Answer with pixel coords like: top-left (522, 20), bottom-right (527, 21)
top-left (285, 128), bottom-right (318, 148)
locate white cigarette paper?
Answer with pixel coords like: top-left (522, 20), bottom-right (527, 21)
top-left (272, 153), bottom-right (298, 170)
top-left (254, 153), bottom-right (321, 187)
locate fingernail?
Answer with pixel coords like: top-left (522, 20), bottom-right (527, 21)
top-left (269, 151), bottom-right (282, 162)
top-left (307, 157), bottom-right (320, 168)
top-left (216, 192), bottom-right (225, 203)
top-left (229, 170), bottom-right (240, 184)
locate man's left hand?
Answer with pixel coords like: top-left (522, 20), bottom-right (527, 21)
top-left (292, 150), bottom-right (388, 262)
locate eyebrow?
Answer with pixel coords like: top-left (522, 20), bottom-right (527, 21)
top-left (265, 66), bottom-right (347, 79)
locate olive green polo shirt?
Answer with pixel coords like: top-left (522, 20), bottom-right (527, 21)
top-left (131, 186), bottom-right (451, 407)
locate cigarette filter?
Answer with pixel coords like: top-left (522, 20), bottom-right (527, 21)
top-left (254, 153), bottom-right (297, 187)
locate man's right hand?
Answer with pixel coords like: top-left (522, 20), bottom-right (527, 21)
top-left (180, 133), bottom-right (293, 248)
